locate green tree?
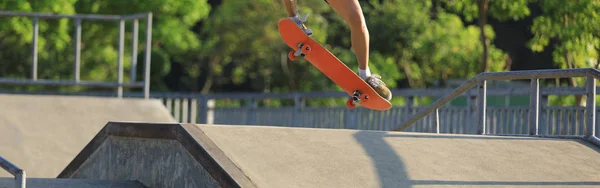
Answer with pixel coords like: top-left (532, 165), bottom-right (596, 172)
top-left (0, 0), bottom-right (76, 89)
top-left (528, 0), bottom-right (599, 106)
top-left (0, 0), bottom-right (211, 92)
top-left (363, 0), bottom-right (505, 90)
top-left (440, 0), bottom-right (533, 73)
top-left (196, 0), bottom-right (333, 94)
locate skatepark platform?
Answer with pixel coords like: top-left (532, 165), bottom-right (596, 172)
top-left (1, 94), bottom-right (600, 187)
top-left (0, 94), bottom-right (177, 178)
top-left (43, 121), bottom-right (600, 188)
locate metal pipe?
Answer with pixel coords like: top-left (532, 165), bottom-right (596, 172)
top-left (117, 19), bottom-right (125, 98)
top-left (529, 78), bottom-right (540, 135)
top-left (0, 78), bottom-right (144, 87)
top-left (15, 171), bottom-right (25, 188)
top-left (130, 19), bottom-right (139, 83)
top-left (32, 17), bottom-right (38, 80)
top-left (0, 10), bottom-right (146, 20)
top-left (479, 68), bottom-right (589, 80)
top-left (434, 108), bottom-right (440, 134)
top-left (144, 13), bottom-right (153, 99)
top-left (0, 156), bottom-right (26, 188)
top-left (393, 78), bottom-right (478, 131)
top-left (477, 79), bottom-right (487, 134)
top-left (74, 18), bottom-right (82, 82)
top-left (586, 76), bottom-right (596, 137)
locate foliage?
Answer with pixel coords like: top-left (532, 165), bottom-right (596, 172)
top-left (0, 0), bottom-right (598, 107)
top-left (528, 0), bottom-right (600, 105)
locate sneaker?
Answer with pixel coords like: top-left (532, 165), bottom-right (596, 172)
top-left (289, 12), bottom-right (313, 36)
top-left (365, 74), bottom-right (392, 101)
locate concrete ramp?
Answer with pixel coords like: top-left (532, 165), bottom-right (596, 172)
top-left (58, 122), bottom-right (600, 188)
top-left (0, 94), bottom-right (176, 178)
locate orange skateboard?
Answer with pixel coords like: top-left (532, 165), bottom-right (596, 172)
top-left (278, 18), bottom-right (392, 111)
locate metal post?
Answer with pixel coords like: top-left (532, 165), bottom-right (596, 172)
top-left (293, 93), bottom-right (304, 127)
top-left (130, 19), bottom-right (139, 83)
top-left (247, 97), bottom-right (257, 125)
top-left (117, 19), bottom-right (125, 98)
top-left (586, 76), bottom-right (596, 137)
top-left (529, 78), bottom-right (540, 135)
top-left (74, 18), bottom-right (81, 82)
top-left (196, 96), bottom-right (208, 124)
top-left (207, 99), bottom-right (215, 124)
top-left (144, 13), bottom-right (153, 99)
top-left (32, 17), bottom-right (38, 80)
top-left (466, 89), bottom-right (474, 134)
top-left (540, 95), bottom-right (549, 135)
top-left (477, 79), bottom-right (487, 134)
top-left (15, 171), bottom-right (25, 188)
top-left (434, 108), bottom-right (440, 134)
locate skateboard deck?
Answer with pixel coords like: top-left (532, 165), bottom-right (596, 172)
top-left (278, 18), bottom-right (392, 111)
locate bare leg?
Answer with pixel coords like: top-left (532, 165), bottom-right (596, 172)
top-left (328, 0), bottom-right (391, 100)
top-left (327, 0), bottom-right (370, 76)
top-left (281, 0), bottom-right (297, 17)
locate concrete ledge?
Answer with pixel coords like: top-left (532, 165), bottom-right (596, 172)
top-left (587, 135), bottom-right (600, 147)
top-left (57, 121), bottom-right (254, 188)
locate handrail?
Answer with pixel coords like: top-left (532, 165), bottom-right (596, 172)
top-left (0, 11), bottom-right (153, 99)
top-left (0, 10), bottom-right (148, 20)
top-left (0, 156), bottom-right (26, 188)
top-left (393, 68), bottom-right (599, 140)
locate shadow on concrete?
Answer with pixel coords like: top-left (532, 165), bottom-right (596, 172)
top-left (353, 131), bottom-right (600, 187)
top-left (353, 130), bottom-right (412, 188)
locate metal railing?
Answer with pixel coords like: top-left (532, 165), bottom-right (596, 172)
top-left (139, 85), bottom-right (597, 135)
top-left (393, 68), bottom-right (600, 146)
top-left (0, 156), bottom-right (25, 188)
top-left (0, 11), bottom-right (153, 98)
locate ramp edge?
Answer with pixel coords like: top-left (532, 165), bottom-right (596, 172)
top-left (57, 121), bottom-right (249, 188)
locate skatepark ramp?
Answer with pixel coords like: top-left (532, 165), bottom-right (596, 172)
top-left (0, 94), bottom-right (176, 180)
top-left (4, 121), bottom-right (594, 188)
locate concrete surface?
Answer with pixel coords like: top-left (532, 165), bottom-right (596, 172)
top-left (56, 122), bottom-right (600, 188)
top-left (198, 124), bottom-right (600, 188)
top-left (0, 94), bottom-right (176, 178)
top-left (0, 177), bottom-right (146, 188)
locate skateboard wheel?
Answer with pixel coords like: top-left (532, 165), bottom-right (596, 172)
top-left (302, 45), bottom-right (311, 55)
top-left (288, 51), bottom-right (297, 61)
top-left (346, 98), bottom-right (355, 109)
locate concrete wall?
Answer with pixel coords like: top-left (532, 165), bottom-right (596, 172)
top-left (69, 137), bottom-right (220, 188)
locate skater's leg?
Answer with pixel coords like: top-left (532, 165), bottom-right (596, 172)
top-left (327, 0), bottom-right (370, 77)
top-left (328, 0), bottom-right (392, 100)
top-left (281, 0), bottom-right (297, 17)
top-left (281, 0), bottom-right (313, 35)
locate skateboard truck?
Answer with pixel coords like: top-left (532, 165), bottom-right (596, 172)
top-left (346, 90), bottom-right (369, 109)
top-left (288, 42), bottom-right (312, 61)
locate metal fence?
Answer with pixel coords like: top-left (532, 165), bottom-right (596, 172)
top-left (390, 68), bottom-right (600, 147)
top-left (154, 83), bottom-right (600, 138)
top-left (0, 11), bottom-right (153, 98)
